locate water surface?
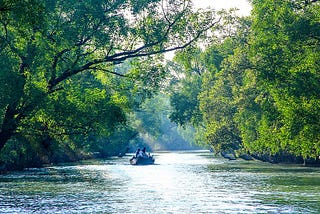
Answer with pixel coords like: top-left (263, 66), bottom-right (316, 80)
top-left (0, 151), bottom-right (319, 213)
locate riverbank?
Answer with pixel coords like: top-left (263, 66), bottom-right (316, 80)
top-left (0, 150), bottom-right (128, 173)
top-left (218, 150), bottom-right (320, 167)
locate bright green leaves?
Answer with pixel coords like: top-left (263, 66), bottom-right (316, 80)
top-left (248, 0), bottom-right (320, 159)
top-left (19, 71), bottom-right (127, 152)
top-left (168, 47), bottom-right (204, 127)
top-left (127, 58), bottom-right (167, 100)
top-left (199, 61), bottom-right (241, 152)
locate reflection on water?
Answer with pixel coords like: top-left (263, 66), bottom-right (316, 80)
top-left (0, 151), bottom-right (320, 213)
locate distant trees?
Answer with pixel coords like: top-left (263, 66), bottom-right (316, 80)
top-left (169, 47), bottom-right (203, 127)
top-left (131, 93), bottom-right (198, 151)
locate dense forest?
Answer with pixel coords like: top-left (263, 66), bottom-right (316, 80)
top-left (0, 0), bottom-right (319, 170)
top-left (170, 0), bottom-right (320, 165)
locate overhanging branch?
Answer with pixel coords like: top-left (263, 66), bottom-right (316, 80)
top-left (90, 67), bottom-right (127, 77)
top-left (48, 7), bottom-right (220, 92)
top-left (106, 17), bottom-right (221, 63)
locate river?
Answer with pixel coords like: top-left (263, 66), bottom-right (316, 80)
top-left (0, 150), bottom-right (320, 213)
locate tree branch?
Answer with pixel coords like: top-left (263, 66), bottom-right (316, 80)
top-left (106, 17), bottom-right (221, 63)
top-left (48, 3), bottom-right (220, 92)
top-left (91, 67), bottom-right (127, 77)
top-left (305, 0), bottom-right (320, 6)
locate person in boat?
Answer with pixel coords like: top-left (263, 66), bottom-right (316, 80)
top-left (134, 147), bottom-right (148, 158)
top-left (142, 147), bottom-right (149, 157)
top-left (138, 149), bottom-right (144, 157)
top-left (142, 147), bottom-right (151, 158)
top-left (137, 148), bottom-right (147, 158)
top-left (135, 148), bottom-right (141, 158)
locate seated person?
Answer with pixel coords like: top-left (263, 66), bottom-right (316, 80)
top-left (136, 148), bottom-right (141, 157)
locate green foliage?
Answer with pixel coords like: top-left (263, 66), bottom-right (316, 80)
top-left (182, 18), bottom-right (249, 152)
top-left (168, 47), bottom-right (205, 127)
top-left (169, 74), bottom-right (202, 127)
top-left (248, 0), bottom-right (320, 159)
top-left (199, 70), bottom-right (240, 151)
top-left (168, 0), bottom-right (320, 161)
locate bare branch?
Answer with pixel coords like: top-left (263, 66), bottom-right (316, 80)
top-left (48, 87), bottom-right (64, 94)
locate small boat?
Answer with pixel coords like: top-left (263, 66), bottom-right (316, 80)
top-left (130, 156), bottom-right (155, 165)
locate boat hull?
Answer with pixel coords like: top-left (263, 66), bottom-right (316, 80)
top-left (130, 156), bottom-right (155, 165)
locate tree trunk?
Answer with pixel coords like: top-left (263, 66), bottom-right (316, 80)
top-left (0, 105), bottom-right (18, 151)
top-left (0, 129), bottom-right (15, 151)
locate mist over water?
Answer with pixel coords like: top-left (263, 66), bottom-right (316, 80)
top-left (1, 151), bottom-right (319, 213)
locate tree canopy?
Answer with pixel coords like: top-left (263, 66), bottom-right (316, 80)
top-left (0, 0), bottom-right (220, 154)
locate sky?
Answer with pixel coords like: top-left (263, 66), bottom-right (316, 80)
top-left (193, 0), bottom-right (252, 16)
top-left (165, 0), bottom-right (252, 59)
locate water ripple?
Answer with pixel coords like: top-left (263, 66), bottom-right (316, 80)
top-left (1, 151), bottom-right (320, 213)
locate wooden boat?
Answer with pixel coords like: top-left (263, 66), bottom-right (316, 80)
top-left (130, 156), bottom-right (155, 165)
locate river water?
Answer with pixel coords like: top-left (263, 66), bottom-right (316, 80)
top-left (0, 150), bottom-right (320, 213)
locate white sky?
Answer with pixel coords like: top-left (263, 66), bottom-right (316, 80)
top-left (164, 0), bottom-right (252, 60)
top-left (193, 0), bottom-right (252, 16)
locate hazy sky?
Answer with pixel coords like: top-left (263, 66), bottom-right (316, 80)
top-left (165, 0), bottom-right (252, 59)
top-left (193, 0), bottom-right (252, 16)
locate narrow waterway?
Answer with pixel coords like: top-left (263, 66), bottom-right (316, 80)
top-left (0, 151), bottom-right (319, 213)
